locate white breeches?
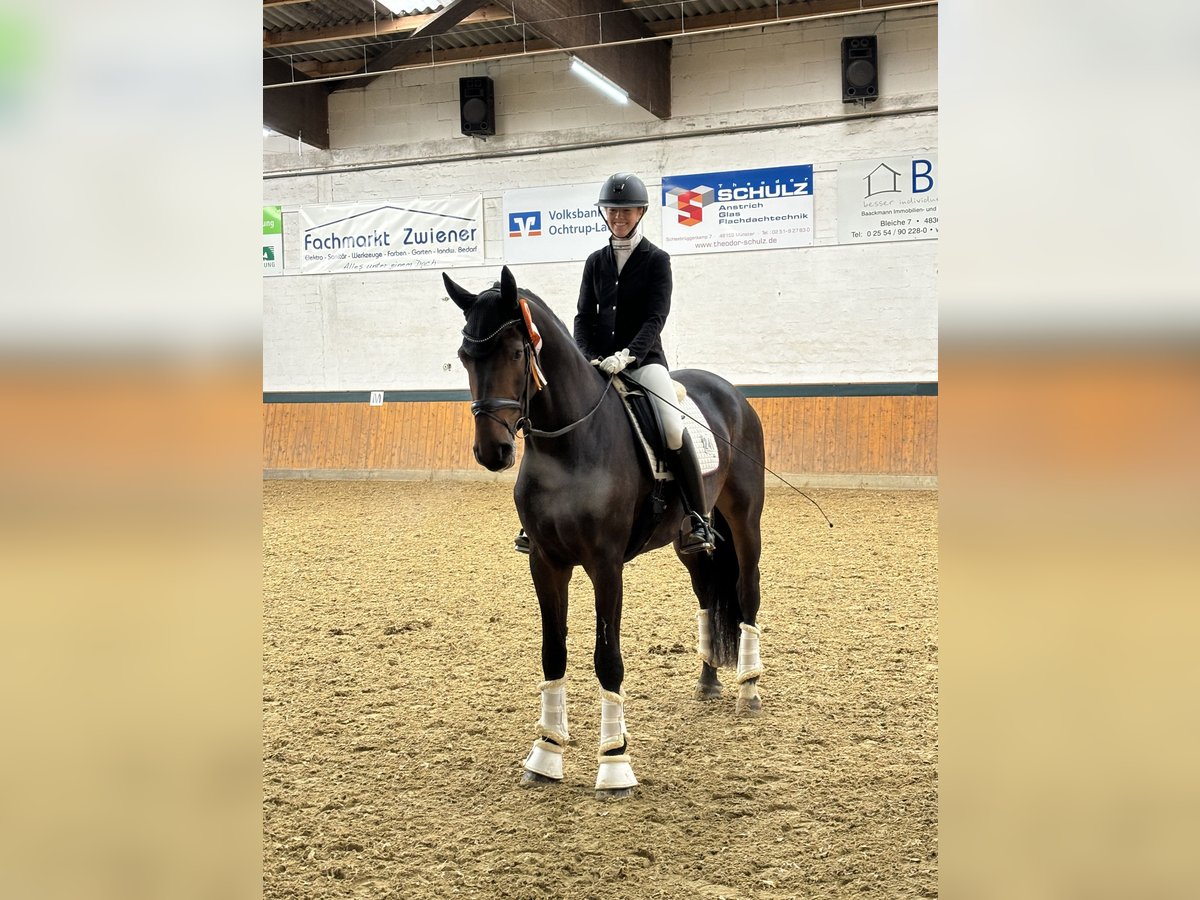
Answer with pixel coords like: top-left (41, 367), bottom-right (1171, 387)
top-left (626, 363), bottom-right (684, 450)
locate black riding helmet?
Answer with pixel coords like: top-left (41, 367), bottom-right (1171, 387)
top-left (597, 173), bottom-right (649, 209)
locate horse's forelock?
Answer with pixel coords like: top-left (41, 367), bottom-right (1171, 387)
top-left (460, 285), bottom-right (518, 357)
top-left (459, 280), bottom-right (578, 361)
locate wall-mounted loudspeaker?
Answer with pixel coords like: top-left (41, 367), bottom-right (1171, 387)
top-left (459, 76), bottom-right (496, 136)
top-left (841, 36), bottom-right (879, 102)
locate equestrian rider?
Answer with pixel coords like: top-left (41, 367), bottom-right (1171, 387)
top-left (515, 172), bottom-right (716, 555)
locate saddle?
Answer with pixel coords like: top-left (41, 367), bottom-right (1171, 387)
top-left (613, 375), bottom-right (673, 480)
top-left (613, 375), bottom-right (721, 480)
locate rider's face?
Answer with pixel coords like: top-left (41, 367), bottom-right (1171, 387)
top-left (604, 206), bottom-right (645, 239)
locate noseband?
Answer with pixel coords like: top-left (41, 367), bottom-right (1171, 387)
top-left (461, 316), bottom-right (612, 441)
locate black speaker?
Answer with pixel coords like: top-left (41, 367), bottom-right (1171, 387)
top-left (841, 36), bottom-right (879, 102)
top-left (459, 76), bottom-right (495, 136)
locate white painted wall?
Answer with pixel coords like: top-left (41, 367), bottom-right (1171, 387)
top-left (263, 8), bottom-right (938, 392)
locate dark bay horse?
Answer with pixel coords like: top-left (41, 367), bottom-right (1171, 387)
top-left (445, 265), bottom-right (765, 798)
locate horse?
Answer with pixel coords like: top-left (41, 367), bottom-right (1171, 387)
top-left (445, 265), bottom-right (765, 799)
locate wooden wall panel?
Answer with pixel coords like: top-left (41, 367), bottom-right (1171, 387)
top-left (263, 396), bottom-right (938, 476)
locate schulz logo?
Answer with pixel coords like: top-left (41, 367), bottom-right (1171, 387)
top-left (665, 185), bottom-right (715, 227)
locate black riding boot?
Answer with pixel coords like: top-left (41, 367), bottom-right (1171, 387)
top-left (514, 529), bottom-right (531, 554)
top-left (667, 431), bottom-right (715, 554)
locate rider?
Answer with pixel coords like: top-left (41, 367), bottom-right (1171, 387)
top-left (515, 172), bottom-right (716, 555)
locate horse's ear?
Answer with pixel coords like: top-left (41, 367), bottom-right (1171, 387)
top-left (443, 272), bottom-right (476, 313)
top-left (499, 266), bottom-right (518, 309)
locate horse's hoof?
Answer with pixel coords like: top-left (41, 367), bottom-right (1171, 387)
top-left (736, 695), bottom-right (763, 716)
top-left (520, 770), bottom-right (560, 787)
top-left (695, 682), bottom-right (723, 701)
top-left (595, 786), bottom-right (636, 801)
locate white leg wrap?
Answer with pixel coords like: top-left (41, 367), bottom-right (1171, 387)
top-left (597, 689), bottom-right (628, 753)
top-left (524, 679), bottom-right (569, 781)
top-left (524, 738), bottom-right (564, 780)
top-left (696, 608), bottom-right (713, 665)
top-left (595, 689), bottom-right (637, 791)
top-left (736, 622), bottom-right (764, 684)
top-left (536, 678), bottom-right (570, 745)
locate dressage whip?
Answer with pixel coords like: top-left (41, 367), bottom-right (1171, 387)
top-left (614, 371), bottom-right (835, 529)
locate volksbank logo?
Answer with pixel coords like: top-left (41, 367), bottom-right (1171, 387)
top-left (509, 211), bottom-right (542, 238)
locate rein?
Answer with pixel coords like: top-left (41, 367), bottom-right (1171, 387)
top-left (462, 318), bottom-right (612, 441)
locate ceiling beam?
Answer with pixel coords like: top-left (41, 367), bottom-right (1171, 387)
top-left (410, 0), bottom-right (497, 39)
top-left (263, 57), bottom-right (330, 149)
top-left (294, 35), bottom-right (559, 79)
top-left (263, 7), bottom-right (513, 50)
top-left (641, 0), bottom-right (924, 34)
top-left (329, 37), bottom-right (432, 91)
top-left (510, 0), bottom-right (669, 118)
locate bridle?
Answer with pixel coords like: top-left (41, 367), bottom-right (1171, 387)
top-left (460, 316), bottom-right (612, 440)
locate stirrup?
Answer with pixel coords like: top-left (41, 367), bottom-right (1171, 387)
top-left (514, 530), bottom-right (531, 554)
top-left (679, 514), bottom-right (715, 554)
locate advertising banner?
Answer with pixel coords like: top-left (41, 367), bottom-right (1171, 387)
top-left (262, 206), bottom-right (283, 276)
top-left (660, 165), bottom-right (814, 256)
top-left (837, 154), bottom-right (938, 244)
top-left (501, 183), bottom-right (609, 265)
top-left (298, 195), bottom-right (483, 274)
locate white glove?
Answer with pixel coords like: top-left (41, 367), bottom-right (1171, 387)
top-left (598, 348), bottom-right (634, 375)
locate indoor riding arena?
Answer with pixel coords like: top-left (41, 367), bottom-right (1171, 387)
top-left (264, 3), bottom-right (938, 898)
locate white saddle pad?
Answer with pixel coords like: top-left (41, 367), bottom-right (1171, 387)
top-left (617, 382), bottom-right (720, 479)
top-left (681, 396), bottom-right (721, 475)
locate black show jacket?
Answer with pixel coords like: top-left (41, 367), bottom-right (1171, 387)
top-left (572, 237), bottom-right (672, 369)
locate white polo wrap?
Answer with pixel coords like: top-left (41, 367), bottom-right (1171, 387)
top-left (536, 678), bottom-right (570, 745)
top-left (736, 622), bottom-right (764, 684)
top-left (595, 688), bottom-right (637, 791)
top-left (696, 608), bottom-right (713, 665)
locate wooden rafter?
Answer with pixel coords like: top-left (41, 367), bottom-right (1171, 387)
top-left (291, 36), bottom-right (558, 79)
top-left (263, 6), bottom-right (513, 50)
top-left (410, 0), bottom-right (497, 39)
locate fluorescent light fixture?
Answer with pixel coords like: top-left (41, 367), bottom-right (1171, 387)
top-left (569, 57), bottom-right (628, 105)
top-left (377, 2), bottom-right (441, 14)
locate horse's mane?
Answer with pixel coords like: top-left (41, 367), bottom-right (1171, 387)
top-left (461, 276), bottom-right (585, 368)
top-left (511, 285), bottom-right (590, 368)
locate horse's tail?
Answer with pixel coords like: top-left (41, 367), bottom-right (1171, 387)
top-left (705, 507), bottom-right (743, 668)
